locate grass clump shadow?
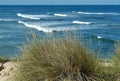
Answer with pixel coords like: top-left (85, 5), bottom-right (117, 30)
top-left (15, 33), bottom-right (103, 81)
top-left (0, 57), bottom-right (10, 71)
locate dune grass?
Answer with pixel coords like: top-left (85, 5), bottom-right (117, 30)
top-left (14, 33), bottom-right (120, 81)
top-left (112, 44), bottom-right (120, 68)
top-left (0, 57), bottom-right (10, 64)
top-left (14, 33), bottom-right (104, 81)
top-left (110, 44), bottom-right (120, 80)
top-left (98, 43), bottom-right (120, 81)
top-left (0, 57), bottom-right (4, 63)
top-left (0, 57), bottom-right (4, 71)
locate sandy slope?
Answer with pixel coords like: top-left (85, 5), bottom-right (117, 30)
top-left (0, 62), bottom-right (19, 81)
top-left (0, 61), bottom-right (113, 81)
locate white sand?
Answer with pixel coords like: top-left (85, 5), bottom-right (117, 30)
top-left (0, 62), bottom-right (19, 81)
top-left (0, 61), bottom-right (113, 81)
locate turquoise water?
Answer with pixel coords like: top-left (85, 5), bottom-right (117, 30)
top-left (0, 5), bottom-right (120, 58)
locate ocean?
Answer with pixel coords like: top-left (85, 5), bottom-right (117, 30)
top-left (0, 5), bottom-right (120, 58)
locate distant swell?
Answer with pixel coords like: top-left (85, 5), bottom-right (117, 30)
top-left (0, 36), bottom-right (4, 39)
top-left (77, 12), bottom-right (119, 15)
top-left (0, 35), bottom-right (11, 39)
top-left (54, 13), bottom-right (67, 17)
top-left (17, 13), bottom-right (41, 20)
top-left (0, 19), bottom-right (17, 22)
top-left (92, 35), bottom-right (115, 43)
top-left (72, 21), bottom-right (92, 25)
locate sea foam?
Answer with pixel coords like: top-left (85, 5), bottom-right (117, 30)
top-left (17, 13), bottom-right (53, 20)
top-left (77, 12), bottom-right (119, 15)
top-left (72, 21), bottom-right (92, 25)
top-left (18, 21), bottom-right (53, 32)
top-left (54, 13), bottom-right (67, 17)
top-left (97, 36), bottom-right (102, 39)
top-left (17, 13), bottom-right (41, 20)
top-left (18, 21), bottom-right (79, 32)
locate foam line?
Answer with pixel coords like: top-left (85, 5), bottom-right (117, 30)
top-left (72, 21), bottom-right (92, 25)
top-left (54, 13), bottom-right (67, 17)
top-left (77, 12), bottom-right (119, 15)
top-left (17, 13), bottom-right (41, 20)
top-left (18, 21), bottom-right (80, 33)
top-left (18, 21), bottom-right (53, 32)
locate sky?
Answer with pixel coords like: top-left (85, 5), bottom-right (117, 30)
top-left (0, 0), bottom-right (119, 5)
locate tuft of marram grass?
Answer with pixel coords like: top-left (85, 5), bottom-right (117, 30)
top-left (113, 44), bottom-right (120, 66)
top-left (110, 43), bottom-right (120, 80)
top-left (15, 34), bottom-right (102, 81)
top-left (0, 57), bottom-right (9, 63)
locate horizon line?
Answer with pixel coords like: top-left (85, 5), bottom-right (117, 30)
top-left (0, 4), bottom-right (120, 6)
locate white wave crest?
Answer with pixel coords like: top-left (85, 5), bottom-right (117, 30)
top-left (17, 13), bottom-right (40, 20)
top-left (54, 13), bottom-right (67, 17)
top-left (77, 12), bottom-right (119, 15)
top-left (72, 21), bottom-right (92, 25)
top-left (17, 13), bottom-right (52, 20)
top-left (97, 36), bottom-right (102, 39)
top-left (0, 19), bottom-right (17, 22)
top-left (18, 21), bottom-right (79, 33)
top-left (18, 21), bottom-right (53, 32)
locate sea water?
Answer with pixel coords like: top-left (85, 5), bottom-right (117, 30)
top-left (0, 5), bottom-right (120, 58)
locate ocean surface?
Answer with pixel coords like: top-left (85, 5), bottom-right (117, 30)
top-left (0, 5), bottom-right (120, 58)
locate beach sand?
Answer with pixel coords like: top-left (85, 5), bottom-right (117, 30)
top-left (0, 60), bottom-right (113, 81)
top-left (0, 62), bottom-right (19, 81)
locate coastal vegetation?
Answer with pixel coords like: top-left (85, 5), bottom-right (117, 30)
top-left (1, 33), bottom-right (120, 81)
top-left (14, 33), bottom-right (120, 81)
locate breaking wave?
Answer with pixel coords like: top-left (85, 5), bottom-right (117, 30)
top-left (18, 21), bottom-right (79, 33)
top-left (77, 12), bottom-right (119, 15)
top-left (97, 36), bottom-right (102, 39)
top-left (18, 21), bottom-right (53, 32)
top-left (54, 13), bottom-right (67, 17)
top-left (17, 13), bottom-right (41, 20)
top-left (72, 20), bottom-right (92, 25)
